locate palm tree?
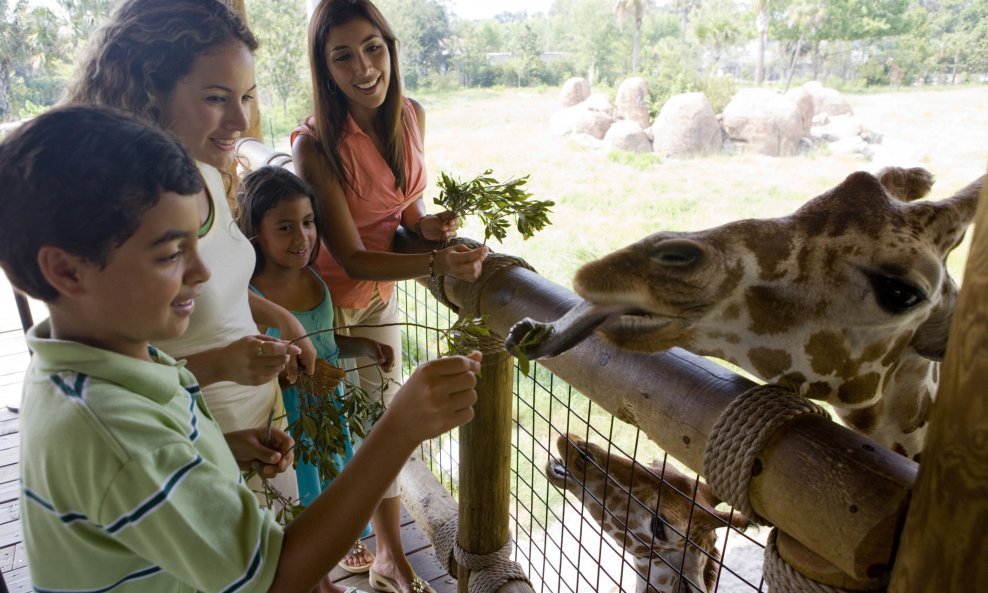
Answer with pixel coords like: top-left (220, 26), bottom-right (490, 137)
top-left (754, 0), bottom-right (770, 85)
top-left (614, 0), bottom-right (649, 74)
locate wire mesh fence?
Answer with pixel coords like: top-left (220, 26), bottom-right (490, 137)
top-left (395, 280), bottom-right (769, 593)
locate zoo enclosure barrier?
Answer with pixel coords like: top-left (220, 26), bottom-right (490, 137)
top-left (236, 139), bottom-right (966, 593)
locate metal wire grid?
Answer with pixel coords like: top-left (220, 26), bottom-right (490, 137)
top-left (395, 280), bottom-right (767, 593)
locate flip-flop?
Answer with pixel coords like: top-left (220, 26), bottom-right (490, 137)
top-left (338, 540), bottom-right (374, 574)
top-left (342, 588), bottom-right (371, 593)
top-left (368, 568), bottom-right (431, 593)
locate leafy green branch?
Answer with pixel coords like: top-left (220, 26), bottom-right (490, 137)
top-left (434, 169), bottom-right (554, 245)
top-left (255, 317), bottom-right (491, 520)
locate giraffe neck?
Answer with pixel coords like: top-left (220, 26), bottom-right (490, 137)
top-left (837, 351), bottom-right (936, 461)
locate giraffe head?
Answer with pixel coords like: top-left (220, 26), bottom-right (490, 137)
top-left (546, 433), bottom-right (747, 593)
top-left (508, 169), bottom-right (983, 456)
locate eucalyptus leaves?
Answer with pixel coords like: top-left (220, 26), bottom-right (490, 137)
top-left (435, 169), bottom-right (554, 245)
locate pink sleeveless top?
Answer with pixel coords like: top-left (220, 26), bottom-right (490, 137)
top-left (291, 98), bottom-right (426, 308)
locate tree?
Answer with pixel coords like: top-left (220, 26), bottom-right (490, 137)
top-left (550, 0), bottom-right (622, 85)
top-left (921, 0), bottom-right (988, 83)
top-left (54, 0), bottom-right (114, 56)
top-left (614, 0), bottom-right (650, 74)
top-left (244, 0), bottom-right (308, 116)
top-left (1, 0), bottom-right (62, 121)
top-left (375, 0), bottom-right (452, 89)
top-left (753, 0), bottom-right (770, 84)
top-left (692, 0), bottom-right (744, 77)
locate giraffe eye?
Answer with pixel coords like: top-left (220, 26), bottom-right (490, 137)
top-left (650, 515), bottom-right (667, 540)
top-left (867, 272), bottom-right (926, 313)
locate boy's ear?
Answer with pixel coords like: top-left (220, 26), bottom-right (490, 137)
top-left (37, 246), bottom-right (90, 299)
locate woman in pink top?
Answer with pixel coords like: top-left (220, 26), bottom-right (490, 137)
top-left (292, 1), bottom-right (487, 592)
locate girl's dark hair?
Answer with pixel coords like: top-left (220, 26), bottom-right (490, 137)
top-left (64, 0), bottom-right (258, 126)
top-left (236, 166), bottom-right (322, 275)
top-left (307, 0), bottom-right (406, 193)
top-left (0, 106), bottom-right (202, 302)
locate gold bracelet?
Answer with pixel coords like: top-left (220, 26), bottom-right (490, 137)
top-left (428, 249), bottom-right (438, 277)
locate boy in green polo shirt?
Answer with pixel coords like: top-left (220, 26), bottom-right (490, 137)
top-left (0, 106), bottom-right (481, 592)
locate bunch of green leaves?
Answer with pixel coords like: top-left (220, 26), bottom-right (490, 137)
top-left (434, 169), bottom-right (554, 245)
top-left (257, 316), bottom-right (494, 519)
top-left (290, 371), bottom-right (387, 484)
top-left (442, 315), bottom-right (491, 356)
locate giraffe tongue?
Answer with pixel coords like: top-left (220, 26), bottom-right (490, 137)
top-left (504, 301), bottom-right (636, 360)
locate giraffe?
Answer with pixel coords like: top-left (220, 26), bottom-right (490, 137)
top-left (509, 167), bottom-right (985, 460)
top-left (546, 433), bottom-right (748, 593)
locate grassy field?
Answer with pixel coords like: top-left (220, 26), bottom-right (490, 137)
top-left (417, 85), bottom-right (988, 286)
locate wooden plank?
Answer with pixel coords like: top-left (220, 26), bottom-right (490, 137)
top-left (0, 544), bottom-right (12, 572)
top-left (3, 565), bottom-right (31, 593)
top-left (0, 501), bottom-right (18, 527)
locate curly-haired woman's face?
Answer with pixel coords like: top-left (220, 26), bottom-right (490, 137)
top-left (160, 41), bottom-right (256, 169)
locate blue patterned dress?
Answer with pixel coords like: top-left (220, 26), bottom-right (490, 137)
top-left (250, 268), bottom-right (354, 508)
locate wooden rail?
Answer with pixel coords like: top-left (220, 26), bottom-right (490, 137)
top-left (394, 231), bottom-right (915, 591)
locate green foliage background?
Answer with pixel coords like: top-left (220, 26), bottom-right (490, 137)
top-left (2, 0), bottom-right (987, 126)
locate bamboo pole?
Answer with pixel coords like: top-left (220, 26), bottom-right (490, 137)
top-left (887, 182), bottom-right (988, 592)
top-left (457, 347), bottom-right (530, 592)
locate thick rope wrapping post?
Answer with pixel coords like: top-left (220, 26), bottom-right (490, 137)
top-left (434, 516), bottom-right (533, 593)
top-left (703, 384), bottom-right (830, 525)
top-left (763, 528), bottom-right (872, 593)
top-left (426, 237), bottom-right (537, 320)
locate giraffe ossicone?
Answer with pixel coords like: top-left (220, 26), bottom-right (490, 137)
top-left (546, 433), bottom-right (747, 593)
top-left (509, 167), bottom-right (984, 460)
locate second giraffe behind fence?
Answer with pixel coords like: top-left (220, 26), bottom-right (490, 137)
top-left (546, 433), bottom-right (748, 593)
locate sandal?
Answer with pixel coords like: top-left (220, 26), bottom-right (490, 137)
top-left (368, 568), bottom-right (431, 593)
top-left (338, 539), bottom-right (374, 574)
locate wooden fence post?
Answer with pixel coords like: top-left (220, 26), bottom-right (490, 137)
top-left (457, 346), bottom-right (516, 592)
top-left (887, 181), bottom-right (988, 592)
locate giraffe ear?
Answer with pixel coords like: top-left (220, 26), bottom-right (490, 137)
top-left (876, 166), bottom-right (934, 202)
top-left (923, 176), bottom-right (983, 255)
top-left (692, 505), bottom-right (749, 533)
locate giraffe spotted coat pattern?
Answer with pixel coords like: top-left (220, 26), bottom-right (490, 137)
top-left (511, 168), bottom-right (984, 460)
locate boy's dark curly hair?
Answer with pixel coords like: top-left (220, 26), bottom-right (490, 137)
top-left (0, 105), bottom-right (203, 301)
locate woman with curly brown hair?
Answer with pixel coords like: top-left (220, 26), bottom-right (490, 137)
top-left (64, 0), bottom-right (316, 510)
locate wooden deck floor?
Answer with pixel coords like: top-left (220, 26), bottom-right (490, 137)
top-left (0, 281), bottom-right (456, 593)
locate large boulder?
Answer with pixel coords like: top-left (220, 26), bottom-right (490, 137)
top-left (784, 86), bottom-right (814, 137)
top-left (802, 81), bottom-right (853, 117)
top-left (560, 77), bottom-right (591, 107)
top-left (812, 114), bottom-right (865, 142)
top-left (581, 92), bottom-right (616, 117)
top-left (651, 92), bottom-right (722, 158)
top-left (721, 88), bottom-right (804, 156)
top-left (615, 77), bottom-right (651, 129)
top-left (604, 120), bottom-right (652, 153)
top-left (550, 105), bottom-right (615, 139)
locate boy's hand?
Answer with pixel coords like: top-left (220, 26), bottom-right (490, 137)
top-left (224, 427), bottom-right (295, 479)
top-left (224, 336), bottom-right (301, 386)
top-left (437, 244), bottom-right (489, 282)
top-left (384, 352), bottom-right (481, 446)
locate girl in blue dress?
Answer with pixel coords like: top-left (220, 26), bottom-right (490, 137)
top-left (238, 166), bottom-right (394, 569)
